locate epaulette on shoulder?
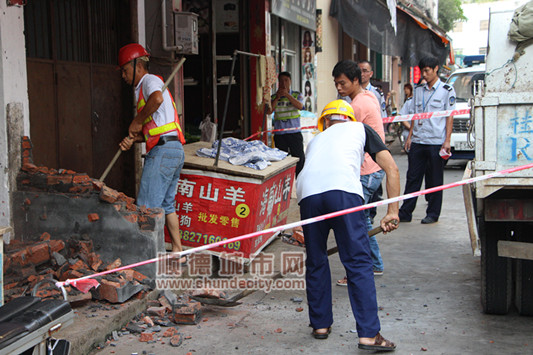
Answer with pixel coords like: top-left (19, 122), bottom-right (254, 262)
top-left (443, 84), bottom-right (452, 91)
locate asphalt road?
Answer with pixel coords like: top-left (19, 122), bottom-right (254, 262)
top-left (93, 143), bottom-right (533, 355)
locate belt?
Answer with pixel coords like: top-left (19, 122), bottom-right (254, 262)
top-left (157, 135), bottom-right (178, 146)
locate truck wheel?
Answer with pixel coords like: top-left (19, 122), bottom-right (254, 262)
top-left (515, 223), bottom-right (533, 316)
top-left (480, 219), bottom-right (512, 314)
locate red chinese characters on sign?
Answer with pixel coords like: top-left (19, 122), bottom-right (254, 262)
top-left (169, 167), bottom-right (295, 259)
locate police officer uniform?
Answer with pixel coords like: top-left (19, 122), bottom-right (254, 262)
top-left (398, 80), bottom-right (456, 223)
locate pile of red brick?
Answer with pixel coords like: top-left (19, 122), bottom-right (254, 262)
top-left (3, 232), bottom-right (150, 304)
top-left (116, 290), bottom-right (203, 348)
top-left (17, 136), bottom-right (161, 230)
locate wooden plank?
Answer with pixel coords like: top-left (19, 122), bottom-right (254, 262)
top-left (183, 141), bottom-right (299, 181)
top-left (498, 241), bottom-right (533, 261)
top-left (0, 226), bottom-right (12, 236)
top-left (462, 163), bottom-right (481, 256)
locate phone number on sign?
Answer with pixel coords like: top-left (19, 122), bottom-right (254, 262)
top-left (179, 230), bottom-right (241, 251)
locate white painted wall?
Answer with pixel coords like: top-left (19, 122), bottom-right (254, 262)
top-left (0, 2), bottom-right (30, 235)
top-left (449, 0), bottom-right (528, 57)
top-left (316, 0), bottom-right (340, 115)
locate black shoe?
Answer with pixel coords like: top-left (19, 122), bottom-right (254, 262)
top-left (421, 216), bottom-right (438, 224)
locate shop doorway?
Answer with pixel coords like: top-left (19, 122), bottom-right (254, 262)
top-left (24, 0), bottom-right (135, 195)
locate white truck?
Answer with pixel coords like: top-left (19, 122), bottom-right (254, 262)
top-left (446, 60), bottom-right (485, 160)
top-left (463, 7), bottom-right (533, 315)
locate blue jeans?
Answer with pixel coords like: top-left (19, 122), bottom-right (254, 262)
top-left (137, 140), bottom-right (185, 215)
top-left (360, 170), bottom-right (385, 271)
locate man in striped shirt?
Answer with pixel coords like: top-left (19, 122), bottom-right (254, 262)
top-left (267, 72), bottom-right (305, 176)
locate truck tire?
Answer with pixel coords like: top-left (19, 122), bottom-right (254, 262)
top-left (515, 223), bottom-right (533, 316)
top-left (480, 218), bottom-right (512, 314)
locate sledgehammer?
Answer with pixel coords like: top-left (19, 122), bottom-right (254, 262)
top-left (98, 57), bottom-right (186, 182)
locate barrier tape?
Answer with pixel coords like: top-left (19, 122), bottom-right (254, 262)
top-left (244, 125), bottom-right (318, 141)
top-left (382, 108), bottom-right (470, 124)
top-left (243, 108), bottom-right (471, 141)
top-left (56, 161), bottom-right (533, 293)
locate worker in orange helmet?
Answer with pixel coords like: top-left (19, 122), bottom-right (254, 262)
top-left (117, 43), bottom-right (187, 264)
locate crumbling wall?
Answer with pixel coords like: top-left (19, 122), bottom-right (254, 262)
top-left (12, 137), bottom-right (166, 278)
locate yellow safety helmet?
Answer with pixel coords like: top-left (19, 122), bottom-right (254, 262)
top-left (317, 99), bottom-right (356, 131)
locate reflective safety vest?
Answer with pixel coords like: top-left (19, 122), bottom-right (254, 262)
top-left (272, 92), bottom-right (301, 120)
top-left (138, 80), bottom-right (186, 152)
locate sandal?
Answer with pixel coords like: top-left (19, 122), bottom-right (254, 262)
top-left (311, 327), bottom-right (331, 340)
top-left (358, 332), bottom-right (396, 351)
top-left (336, 276), bottom-right (348, 287)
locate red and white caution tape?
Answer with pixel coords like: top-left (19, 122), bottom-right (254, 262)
top-left (243, 108), bottom-right (471, 141)
top-left (56, 161), bottom-right (533, 293)
top-left (244, 125), bottom-right (318, 141)
top-left (382, 108), bottom-right (470, 124)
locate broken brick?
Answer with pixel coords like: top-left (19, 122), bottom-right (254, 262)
top-left (10, 249), bottom-right (29, 267)
top-left (99, 186), bottom-right (120, 204)
top-left (92, 180), bottom-right (104, 191)
top-left (89, 253), bottom-right (103, 271)
top-left (142, 316), bottom-right (154, 327)
top-left (69, 259), bottom-right (89, 271)
top-left (49, 239), bottom-right (65, 253)
top-left (139, 332), bottom-right (154, 342)
top-left (147, 306), bottom-right (167, 318)
top-left (105, 258), bottom-right (122, 271)
top-left (27, 242), bottom-right (50, 265)
top-left (191, 288), bottom-right (227, 299)
top-left (172, 302), bottom-right (202, 325)
top-left (162, 327), bottom-right (178, 338)
top-left (40, 232), bottom-right (51, 241)
top-left (88, 213), bottom-right (100, 222)
top-left (123, 214), bottom-right (138, 224)
top-left (292, 229), bottom-right (305, 244)
top-left (92, 279), bottom-right (144, 303)
top-left (158, 296), bottom-right (173, 312)
top-left (122, 269), bottom-right (147, 283)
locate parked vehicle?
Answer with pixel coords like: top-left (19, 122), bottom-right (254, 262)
top-left (463, 8), bottom-right (533, 316)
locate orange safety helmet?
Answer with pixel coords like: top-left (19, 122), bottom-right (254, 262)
top-left (118, 43), bottom-right (150, 67)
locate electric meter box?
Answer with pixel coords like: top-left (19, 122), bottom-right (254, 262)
top-left (174, 11), bottom-right (199, 55)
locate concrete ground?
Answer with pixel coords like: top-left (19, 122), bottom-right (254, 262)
top-left (83, 141), bottom-right (533, 355)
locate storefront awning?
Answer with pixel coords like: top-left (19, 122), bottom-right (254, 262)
top-left (329, 0), bottom-right (450, 67)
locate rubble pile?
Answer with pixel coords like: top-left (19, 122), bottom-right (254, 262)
top-left (3, 232), bottom-right (152, 304)
top-left (98, 290), bottom-right (205, 349)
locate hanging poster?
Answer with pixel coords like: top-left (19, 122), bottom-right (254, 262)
top-left (301, 29), bottom-right (316, 113)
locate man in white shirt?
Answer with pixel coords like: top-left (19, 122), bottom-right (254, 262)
top-left (297, 99), bottom-right (399, 351)
top-left (118, 43), bottom-right (187, 263)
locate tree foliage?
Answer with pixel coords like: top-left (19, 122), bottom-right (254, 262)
top-left (439, 0), bottom-right (467, 32)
